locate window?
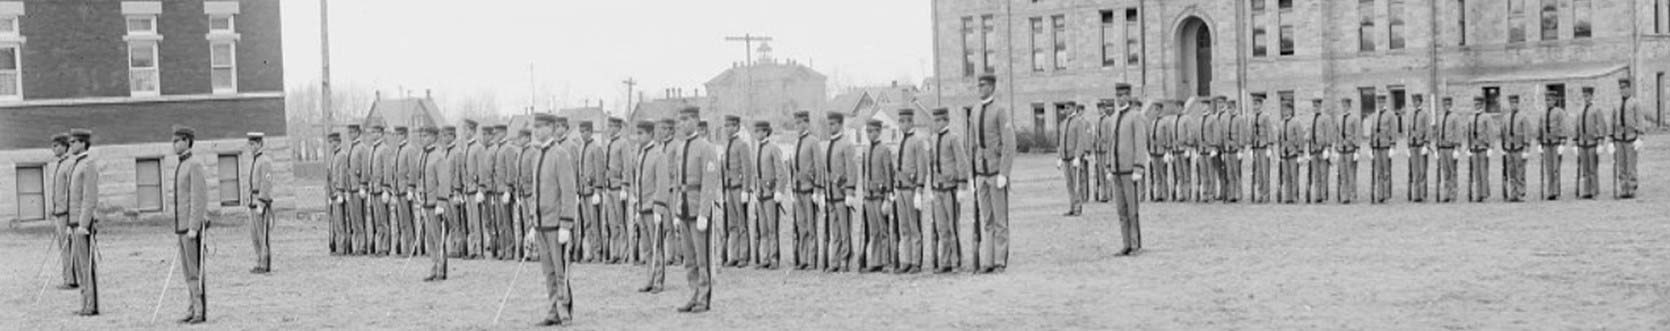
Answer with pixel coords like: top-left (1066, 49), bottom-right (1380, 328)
top-left (0, 45), bottom-right (19, 99)
top-left (1388, 0), bottom-right (1406, 49)
top-left (981, 15), bottom-right (996, 74)
top-left (1125, 9), bottom-right (1141, 65)
top-left (1482, 87), bottom-right (1502, 113)
top-left (210, 15), bottom-right (234, 33)
top-left (1389, 85), bottom-right (1408, 110)
top-left (127, 16), bottom-right (156, 35)
top-left (1100, 11), bottom-right (1117, 67)
top-left (1573, 0), bottom-right (1592, 38)
top-left (129, 42), bottom-right (159, 96)
top-left (1359, 0), bottom-right (1376, 52)
top-left (1051, 15), bottom-right (1068, 70)
top-left (0, 16), bottom-right (15, 35)
top-left (218, 153), bottom-right (240, 206)
top-left (1541, 0), bottom-right (1559, 41)
top-left (1509, 0), bottom-right (1527, 42)
top-left (1252, 0), bottom-right (1268, 57)
top-left (962, 17), bottom-right (976, 77)
top-left (211, 42), bottom-right (236, 93)
top-left (1278, 0), bottom-right (1294, 55)
top-left (1031, 17), bottom-right (1046, 72)
top-left (1458, 0), bottom-right (1468, 45)
top-left (1359, 87), bottom-right (1378, 114)
top-left (15, 165), bottom-right (45, 221)
top-left (136, 158), bottom-right (162, 212)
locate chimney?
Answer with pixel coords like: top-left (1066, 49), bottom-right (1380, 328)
top-left (375, 90), bottom-right (381, 100)
top-left (425, 89), bottom-right (432, 98)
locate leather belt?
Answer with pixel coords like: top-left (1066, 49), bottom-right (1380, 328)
top-left (1110, 170), bottom-right (1134, 175)
top-left (1613, 137), bottom-right (1638, 143)
top-left (974, 172), bottom-right (1001, 177)
top-left (723, 185), bottom-right (744, 190)
top-left (792, 189), bottom-right (815, 194)
top-left (933, 186), bottom-right (959, 192)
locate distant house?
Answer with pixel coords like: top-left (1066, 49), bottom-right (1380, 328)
top-left (362, 93), bottom-right (447, 130)
top-left (704, 45), bottom-right (828, 123)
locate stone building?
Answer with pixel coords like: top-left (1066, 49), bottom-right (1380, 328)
top-left (1, 0), bottom-right (285, 225)
top-left (703, 44), bottom-right (829, 124)
top-left (930, 0), bottom-right (1670, 142)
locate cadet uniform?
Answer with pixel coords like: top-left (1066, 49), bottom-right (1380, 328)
top-left (668, 108), bottom-right (722, 313)
top-left (395, 128), bottom-right (421, 257)
top-left (1249, 100), bottom-right (1277, 203)
top-left (460, 122), bottom-right (486, 258)
top-left (576, 122), bottom-right (607, 262)
top-left (1501, 97), bottom-right (1534, 202)
top-left (892, 111), bottom-right (929, 273)
top-left (720, 116), bottom-right (755, 267)
top-left (602, 120), bottom-right (633, 263)
top-left (1107, 97), bottom-right (1148, 255)
top-left (66, 129), bottom-right (99, 316)
top-left (1149, 109), bottom-right (1176, 202)
top-left (790, 112), bottom-right (821, 270)
top-left (928, 108), bottom-right (967, 273)
top-left (518, 131), bottom-right (541, 261)
top-left (347, 126), bottom-right (372, 254)
top-left (636, 120), bottom-right (670, 292)
top-left (248, 133), bottom-right (275, 273)
top-left (1058, 104), bottom-right (1090, 214)
top-left (480, 128), bottom-right (503, 258)
top-left (1467, 105), bottom-right (1493, 202)
top-left (497, 126), bottom-right (524, 260)
top-left (1221, 101), bottom-right (1247, 203)
top-left (1196, 103), bottom-right (1221, 202)
top-left (1435, 102), bottom-right (1466, 203)
top-left (370, 127), bottom-right (395, 255)
top-left (1093, 108), bottom-right (1114, 202)
top-left (1537, 95), bottom-right (1568, 200)
top-left (1306, 102), bottom-right (1336, 203)
top-left (423, 127), bottom-right (456, 281)
top-left (860, 120), bottom-right (896, 272)
top-left (48, 135), bottom-right (78, 288)
top-left (752, 121), bottom-right (786, 269)
top-left (1612, 79), bottom-right (1644, 199)
top-left (1280, 111), bottom-right (1306, 204)
top-left (1573, 89), bottom-right (1609, 199)
top-left (1369, 100), bottom-right (1401, 203)
top-left (1172, 105), bottom-right (1198, 202)
top-left (970, 75), bottom-right (1017, 273)
top-left (1336, 102), bottom-right (1362, 203)
top-left (822, 113), bottom-right (858, 272)
top-left (1407, 98), bottom-right (1434, 202)
top-left (171, 127), bottom-right (210, 323)
top-left (528, 114), bottom-right (580, 325)
top-left (329, 134), bottom-right (351, 254)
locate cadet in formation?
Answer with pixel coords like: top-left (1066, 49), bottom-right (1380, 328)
top-left (893, 109), bottom-right (929, 273)
top-left (1613, 78), bottom-right (1644, 199)
top-left (1467, 97), bottom-right (1493, 202)
top-left (1369, 94), bottom-right (1400, 204)
top-left (1058, 102), bottom-right (1091, 215)
top-left (970, 74), bottom-right (1016, 273)
top-left (1573, 87), bottom-right (1609, 200)
top-left (720, 116), bottom-right (755, 267)
top-left (753, 120), bottom-right (786, 270)
top-left (1537, 90), bottom-right (1568, 200)
top-left (1502, 95), bottom-right (1534, 202)
top-left (928, 107), bottom-right (967, 273)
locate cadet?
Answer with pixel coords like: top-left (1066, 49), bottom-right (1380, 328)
top-left (1336, 98), bottom-right (1362, 203)
top-left (1369, 95), bottom-right (1400, 204)
top-left (860, 119), bottom-right (896, 272)
top-left (822, 112), bottom-right (857, 272)
top-left (1108, 92), bottom-right (1150, 255)
top-left (247, 132), bottom-right (275, 273)
top-left (519, 128), bottom-right (542, 261)
top-left (1612, 78), bottom-right (1644, 199)
top-left (495, 125), bottom-right (523, 260)
top-left (48, 133), bottom-right (78, 290)
top-left (720, 116), bottom-right (755, 267)
top-left (479, 126), bottom-right (502, 259)
top-left (1573, 87), bottom-right (1609, 199)
top-left (636, 119), bottom-right (671, 293)
top-left (1537, 90), bottom-right (1569, 200)
top-left (789, 111), bottom-right (821, 270)
top-left (927, 108), bottom-right (967, 273)
top-left (1093, 100), bottom-right (1115, 202)
top-left (170, 126), bottom-right (210, 324)
top-left (753, 120), bottom-right (786, 269)
top-left (1466, 97), bottom-right (1493, 202)
top-left (971, 74), bottom-right (1017, 273)
top-left (668, 107), bottom-right (721, 313)
top-left (1148, 102), bottom-right (1176, 202)
top-left (368, 125), bottom-right (394, 255)
top-left (575, 121), bottom-right (606, 262)
top-left (1221, 99), bottom-right (1247, 203)
top-left (524, 114), bottom-right (579, 325)
top-left (395, 127), bottom-right (421, 257)
top-left (1058, 102), bottom-right (1090, 215)
top-left (422, 126), bottom-right (455, 281)
top-left (1172, 100), bottom-right (1197, 202)
top-left (1501, 95), bottom-right (1534, 202)
top-left (459, 120), bottom-right (485, 259)
top-left (1435, 98), bottom-right (1466, 203)
top-left (602, 119), bottom-right (632, 263)
top-left (1306, 99), bottom-right (1335, 203)
top-left (893, 110), bottom-right (929, 273)
top-left (1248, 96), bottom-right (1277, 203)
top-left (1196, 98), bottom-right (1221, 202)
top-left (65, 129), bottom-right (99, 316)
top-left (328, 133), bottom-right (349, 254)
top-left (1407, 95), bottom-right (1434, 202)
top-left (346, 124), bottom-right (371, 254)
top-left (1279, 100), bottom-right (1305, 204)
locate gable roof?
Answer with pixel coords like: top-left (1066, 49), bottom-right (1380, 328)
top-left (363, 97), bottom-right (446, 129)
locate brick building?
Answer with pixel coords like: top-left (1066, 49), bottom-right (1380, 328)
top-left (930, 0), bottom-right (1670, 142)
top-left (704, 47), bottom-right (828, 124)
top-left (1, 0), bottom-right (284, 225)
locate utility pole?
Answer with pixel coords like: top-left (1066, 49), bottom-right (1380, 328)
top-left (622, 78), bottom-right (637, 117)
top-left (528, 62), bottom-right (536, 115)
top-left (320, 0), bottom-right (333, 130)
top-left (725, 34), bottom-right (772, 117)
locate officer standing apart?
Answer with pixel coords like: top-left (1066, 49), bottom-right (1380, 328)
top-left (970, 74), bottom-right (1016, 274)
top-left (1108, 91), bottom-right (1149, 255)
top-left (247, 132), bottom-right (275, 273)
top-left (1573, 87), bottom-right (1609, 199)
top-left (1612, 78), bottom-right (1644, 199)
top-left (66, 128), bottom-right (99, 316)
top-left (170, 127), bottom-right (210, 324)
top-left (48, 133), bottom-right (77, 290)
top-left (1501, 95), bottom-right (1534, 202)
top-left (524, 114), bottom-right (579, 326)
top-left (927, 108), bottom-right (967, 273)
top-left (667, 107), bottom-right (722, 313)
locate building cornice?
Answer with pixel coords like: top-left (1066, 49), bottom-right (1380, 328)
top-left (0, 91), bottom-right (283, 109)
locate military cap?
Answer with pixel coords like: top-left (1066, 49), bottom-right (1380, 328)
top-left (976, 73), bottom-right (997, 84)
top-left (678, 106), bottom-right (701, 117)
top-left (173, 126), bottom-right (197, 139)
top-left (1375, 94), bottom-right (1388, 101)
top-left (346, 124), bottom-right (362, 131)
top-left (1508, 95), bottom-right (1521, 102)
top-left (608, 117), bottom-right (624, 126)
top-left (554, 116), bottom-right (570, 126)
top-left (931, 108), bottom-right (950, 117)
top-left (442, 126), bottom-right (458, 134)
top-left (492, 124), bottom-right (508, 131)
top-left (578, 121), bottom-right (594, 130)
top-left (792, 111), bottom-right (811, 120)
top-left (369, 125), bottom-right (385, 132)
top-left (1472, 96), bottom-right (1486, 102)
top-left (657, 118), bottom-right (676, 127)
top-left (635, 121), bottom-right (655, 131)
top-left (326, 132), bottom-right (342, 140)
top-left (418, 126), bottom-right (439, 135)
top-left (897, 108), bottom-right (916, 118)
top-left (698, 121), bottom-right (710, 129)
top-left (463, 119), bottom-right (479, 128)
top-left (1097, 98), bottom-right (1118, 107)
top-left (754, 121), bottom-right (772, 130)
top-left (866, 119), bottom-right (883, 128)
top-left (69, 129), bottom-right (93, 143)
top-left (247, 132), bottom-right (266, 141)
top-left (1544, 88), bottom-right (1561, 95)
top-left (1114, 83), bottom-right (1133, 93)
top-left (827, 112), bottom-right (846, 122)
top-left (724, 115), bottom-right (741, 124)
top-left (1619, 77), bottom-right (1632, 84)
top-left (1581, 87), bottom-right (1595, 94)
top-left (533, 113), bottom-right (559, 124)
top-left (517, 129), bottom-right (532, 136)
top-left (393, 127), bottom-right (409, 134)
top-left (51, 133), bottom-right (71, 146)
top-left (1212, 95), bottom-right (1229, 101)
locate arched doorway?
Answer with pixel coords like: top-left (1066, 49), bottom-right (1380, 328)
top-left (1177, 17), bottom-right (1212, 97)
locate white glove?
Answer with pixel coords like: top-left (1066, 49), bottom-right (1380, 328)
top-left (996, 175), bottom-right (1009, 189)
top-left (358, 190), bottom-right (368, 198)
top-left (1601, 144), bottom-right (1613, 155)
top-left (743, 192), bottom-right (754, 202)
top-left (887, 193), bottom-right (896, 203)
top-left (557, 229), bottom-right (572, 244)
top-left (501, 193), bottom-right (512, 204)
top-left (1163, 154), bottom-right (1174, 162)
top-left (186, 230), bottom-right (199, 238)
top-left (696, 216), bottom-right (709, 231)
top-left (253, 204), bottom-right (265, 214)
top-left (382, 193), bottom-right (393, 204)
top-left (846, 196), bottom-right (860, 208)
top-left (813, 193), bottom-right (825, 202)
top-left (474, 192), bottom-right (485, 203)
top-left (1056, 160), bottom-right (1064, 169)
top-left (406, 192), bottom-right (417, 201)
top-left (1635, 140), bottom-right (1643, 151)
top-left (913, 192), bottom-right (923, 206)
top-left (619, 191), bottom-right (629, 200)
top-left (523, 231), bottom-right (539, 246)
top-left (1351, 152), bottom-right (1358, 162)
top-left (589, 195), bottom-right (601, 205)
top-left (1452, 150), bottom-right (1461, 159)
top-left (433, 206), bottom-right (445, 216)
top-left (1132, 170), bottom-right (1145, 182)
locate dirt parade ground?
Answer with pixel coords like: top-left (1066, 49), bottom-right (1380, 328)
top-left (4, 141), bottom-right (1667, 330)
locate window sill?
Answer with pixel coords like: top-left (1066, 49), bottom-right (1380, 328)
top-left (212, 88), bottom-right (238, 95)
top-left (0, 35), bottom-right (24, 43)
top-left (205, 32), bottom-right (240, 41)
top-left (130, 91), bottom-right (161, 98)
top-left (123, 34), bottom-right (163, 42)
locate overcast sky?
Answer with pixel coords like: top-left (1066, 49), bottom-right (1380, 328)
top-left (280, 0), bottom-right (933, 116)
